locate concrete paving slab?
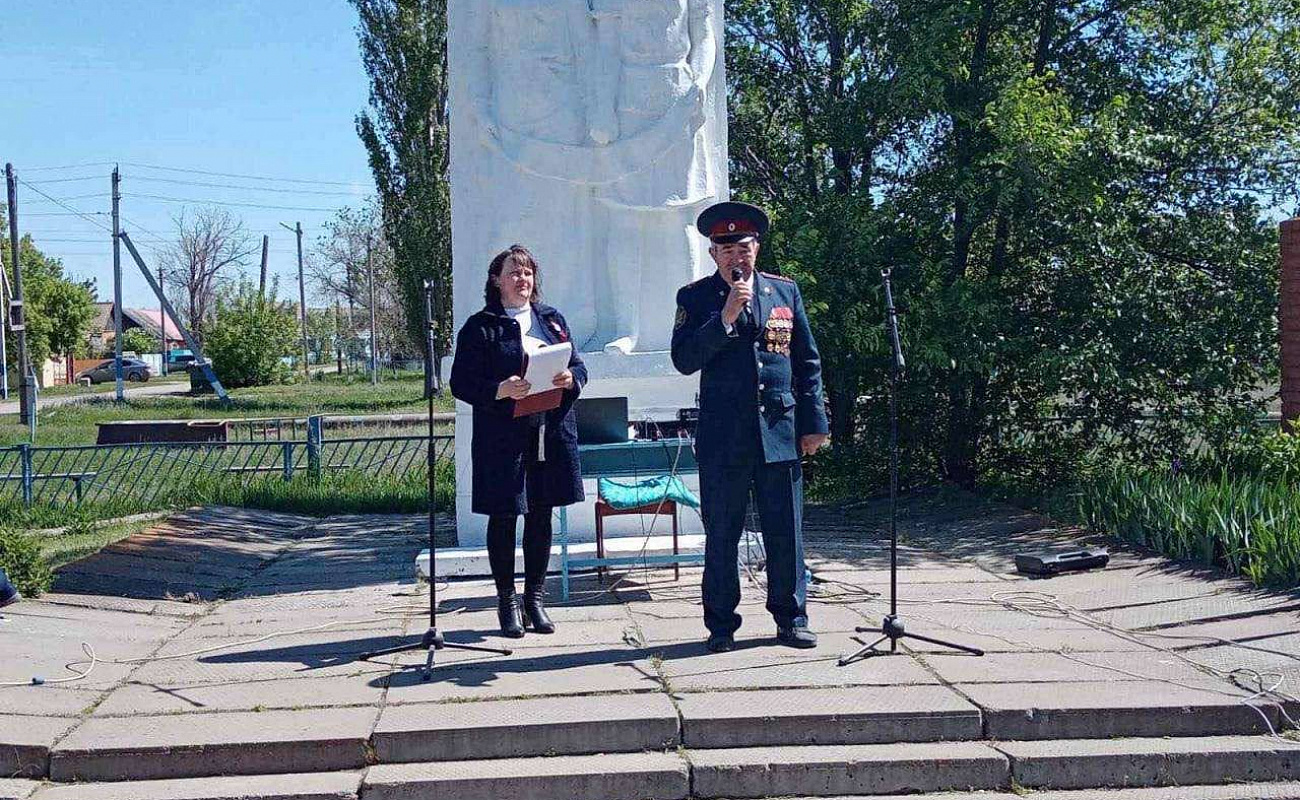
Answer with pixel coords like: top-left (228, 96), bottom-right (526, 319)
top-left (91, 674), bottom-right (385, 717)
top-left (676, 685), bottom-right (982, 747)
top-left (633, 604), bottom-right (868, 643)
top-left (362, 751), bottom-right (689, 800)
top-left (1094, 595), bottom-right (1300, 631)
top-left (373, 692), bottom-right (679, 761)
top-left (660, 636), bottom-right (939, 691)
top-left (0, 715), bottom-right (80, 778)
top-left (382, 647), bottom-right (660, 704)
top-left (998, 735), bottom-right (1300, 790)
top-left (815, 567), bottom-right (1009, 585)
top-left (1024, 783), bottom-right (1300, 799)
top-left (689, 741), bottom-right (1010, 797)
top-left (0, 780), bottom-right (38, 800)
top-left (0, 685), bottom-right (102, 717)
top-left (1150, 612), bottom-right (1300, 649)
top-left (963, 680), bottom-right (1278, 739)
top-left (27, 771), bottom-right (361, 800)
top-left (49, 706), bottom-right (379, 781)
top-left (920, 652), bottom-right (1156, 684)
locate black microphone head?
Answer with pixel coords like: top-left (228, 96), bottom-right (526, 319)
top-left (731, 268), bottom-right (743, 282)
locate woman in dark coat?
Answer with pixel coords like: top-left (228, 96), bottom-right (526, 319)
top-left (449, 245), bottom-right (586, 638)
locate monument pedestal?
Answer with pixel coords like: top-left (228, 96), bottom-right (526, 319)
top-left (447, 350), bottom-right (703, 548)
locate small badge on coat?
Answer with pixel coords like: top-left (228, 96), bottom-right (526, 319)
top-left (764, 306), bottom-right (793, 355)
top-left (549, 319), bottom-right (569, 342)
top-left (674, 305), bottom-right (688, 329)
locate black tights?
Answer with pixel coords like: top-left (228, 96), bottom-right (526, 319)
top-left (486, 507), bottom-right (553, 597)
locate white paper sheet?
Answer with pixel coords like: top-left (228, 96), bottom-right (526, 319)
top-left (521, 342), bottom-right (572, 396)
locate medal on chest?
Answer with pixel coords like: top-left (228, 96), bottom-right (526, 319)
top-left (764, 307), bottom-right (793, 355)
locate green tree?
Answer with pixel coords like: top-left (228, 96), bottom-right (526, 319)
top-left (352, 0), bottom-right (451, 393)
top-left (727, 0), bottom-right (1300, 489)
top-left (0, 217), bottom-right (96, 381)
top-left (204, 279), bottom-right (298, 388)
top-left (120, 327), bottom-right (158, 356)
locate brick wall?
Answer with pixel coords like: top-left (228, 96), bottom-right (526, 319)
top-left (1282, 219), bottom-right (1300, 430)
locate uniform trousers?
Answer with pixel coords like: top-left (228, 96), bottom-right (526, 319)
top-left (698, 426), bottom-right (808, 636)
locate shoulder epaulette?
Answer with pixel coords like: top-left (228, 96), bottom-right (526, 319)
top-left (761, 271), bottom-right (794, 283)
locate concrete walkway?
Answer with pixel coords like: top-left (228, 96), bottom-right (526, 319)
top-left (0, 380), bottom-right (189, 416)
top-left (2, 498), bottom-right (1299, 799)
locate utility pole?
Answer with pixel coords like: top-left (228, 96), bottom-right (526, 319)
top-left (367, 234), bottom-right (378, 385)
top-left (6, 164), bottom-right (32, 425)
top-left (158, 261), bottom-right (167, 376)
top-left (111, 166), bottom-right (124, 401)
top-left (334, 296), bottom-right (343, 374)
top-left (258, 234), bottom-right (269, 296)
top-left (281, 221), bottom-right (309, 379)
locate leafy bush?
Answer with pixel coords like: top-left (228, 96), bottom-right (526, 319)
top-left (204, 280), bottom-right (298, 388)
top-left (0, 528), bottom-right (53, 596)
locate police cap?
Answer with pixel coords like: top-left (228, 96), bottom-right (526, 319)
top-left (696, 201), bottom-right (769, 244)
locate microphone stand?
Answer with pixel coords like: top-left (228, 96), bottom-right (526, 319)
top-left (838, 268), bottom-right (983, 666)
top-left (360, 280), bottom-right (512, 681)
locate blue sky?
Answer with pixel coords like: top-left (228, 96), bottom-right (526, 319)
top-left (6, 1), bottom-right (375, 308)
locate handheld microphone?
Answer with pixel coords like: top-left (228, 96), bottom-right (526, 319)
top-left (731, 268), bottom-right (750, 315)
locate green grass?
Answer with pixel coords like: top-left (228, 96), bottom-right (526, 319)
top-left (3, 370), bottom-right (452, 446)
top-left (40, 516), bottom-right (153, 572)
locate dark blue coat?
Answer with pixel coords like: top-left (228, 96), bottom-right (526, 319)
top-left (449, 301), bottom-right (587, 516)
top-left (671, 270), bottom-right (828, 465)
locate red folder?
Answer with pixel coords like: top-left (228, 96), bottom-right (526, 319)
top-left (513, 388), bottom-right (563, 418)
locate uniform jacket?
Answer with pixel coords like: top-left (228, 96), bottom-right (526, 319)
top-left (449, 300), bottom-right (587, 516)
top-left (671, 270), bottom-right (829, 465)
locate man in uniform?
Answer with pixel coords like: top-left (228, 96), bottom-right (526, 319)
top-left (671, 201), bottom-right (829, 652)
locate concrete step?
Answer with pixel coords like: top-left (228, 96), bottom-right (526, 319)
top-left (24, 771), bottom-right (361, 800)
top-left (0, 780), bottom-right (39, 800)
top-left (675, 685), bottom-right (983, 747)
top-left (362, 751), bottom-right (689, 800)
top-left (47, 707), bottom-right (376, 782)
top-left (372, 693), bottom-right (679, 762)
top-left (688, 741), bottom-right (1010, 797)
top-left (780, 784), bottom-right (1300, 799)
top-left (998, 735), bottom-right (1300, 791)
top-left (962, 680), bottom-right (1282, 739)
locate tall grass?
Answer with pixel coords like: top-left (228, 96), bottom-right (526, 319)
top-left (189, 460), bottom-right (454, 516)
top-left (1076, 468), bottom-right (1300, 587)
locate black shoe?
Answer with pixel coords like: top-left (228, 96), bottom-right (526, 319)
top-left (776, 625), bottom-right (817, 648)
top-left (497, 594), bottom-right (525, 639)
top-left (522, 586), bottom-right (555, 634)
top-left (706, 633), bottom-right (735, 653)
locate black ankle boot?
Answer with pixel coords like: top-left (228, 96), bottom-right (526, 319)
top-left (523, 585), bottom-right (555, 634)
top-left (497, 593), bottom-right (525, 638)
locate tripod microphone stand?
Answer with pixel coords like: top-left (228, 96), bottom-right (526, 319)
top-left (838, 268), bottom-right (983, 666)
top-left (361, 280), bottom-right (512, 681)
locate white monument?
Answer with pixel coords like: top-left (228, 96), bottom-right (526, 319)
top-left (446, 0), bottom-right (728, 546)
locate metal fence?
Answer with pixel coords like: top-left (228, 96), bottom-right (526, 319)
top-left (0, 433), bottom-right (452, 508)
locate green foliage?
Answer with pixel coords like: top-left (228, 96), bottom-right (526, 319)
top-left (189, 461), bottom-right (453, 516)
top-left (352, 0), bottom-right (453, 383)
top-left (727, 0), bottom-right (1300, 492)
top-left (120, 328), bottom-right (159, 356)
top-left (1076, 466), bottom-right (1300, 588)
top-left (0, 527), bottom-right (53, 597)
top-left (204, 280), bottom-right (298, 388)
top-left (0, 228), bottom-right (96, 372)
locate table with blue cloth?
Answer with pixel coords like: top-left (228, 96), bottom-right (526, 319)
top-left (559, 438), bottom-right (702, 599)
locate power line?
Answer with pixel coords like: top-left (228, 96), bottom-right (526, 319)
top-left (24, 175), bottom-right (104, 185)
top-left (25, 191), bottom-right (110, 202)
top-left (22, 211), bottom-right (111, 217)
top-left (127, 192), bottom-right (345, 212)
top-left (122, 161), bottom-right (365, 187)
top-left (15, 178), bottom-right (113, 233)
top-left (23, 162), bottom-right (115, 172)
top-left (128, 175), bottom-right (370, 197)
